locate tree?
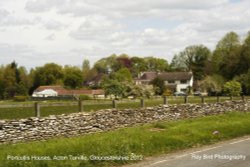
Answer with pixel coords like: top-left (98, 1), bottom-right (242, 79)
top-left (144, 57), bottom-right (169, 72)
top-left (235, 69), bottom-right (250, 95)
top-left (30, 63), bottom-right (64, 94)
top-left (123, 83), bottom-right (153, 98)
top-left (200, 75), bottom-right (225, 96)
top-left (0, 66), bottom-right (5, 99)
top-left (82, 59), bottom-right (90, 82)
top-left (170, 54), bottom-right (187, 71)
top-left (101, 78), bottom-right (125, 98)
top-left (238, 32), bottom-right (250, 74)
top-left (112, 54), bottom-right (132, 71)
top-left (150, 77), bottom-right (166, 95)
top-left (112, 68), bottom-right (132, 82)
top-left (211, 32), bottom-right (241, 79)
top-left (170, 45), bottom-right (211, 80)
top-left (64, 66), bottom-right (83, 89)
top-left (130, 57), bottom-right (147, 77)
top-left (93, 54), bottom-right (117, 73)
top-left (223, 81), bottom-right (242, 96)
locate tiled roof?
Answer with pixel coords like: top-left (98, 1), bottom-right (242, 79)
top-left (34, 86), bottom-right (104, 95)
top-left (137, 71), bottom-right (193, 81)
top-left (158, 72), bottom-right (193, 81)
top-left (138, 72), bottom-right (157, 80)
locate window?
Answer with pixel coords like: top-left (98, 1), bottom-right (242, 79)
top-left (180, 80), bottom-right (187, 84)
top-left (181, 89), bottom-right (187, 92)
top-left (168, 80), bottom-right (175, 84)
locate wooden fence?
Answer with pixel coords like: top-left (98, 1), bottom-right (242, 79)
top-left (0, 96), bottom-right (247, 118)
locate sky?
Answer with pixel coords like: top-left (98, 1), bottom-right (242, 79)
top-left (0, 0), bottom-right (249, 69)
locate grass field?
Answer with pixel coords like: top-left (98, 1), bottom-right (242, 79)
top-left (0, 112), bottom-right (249, 167)
top-left (0, 96), bottom-right (247, 120)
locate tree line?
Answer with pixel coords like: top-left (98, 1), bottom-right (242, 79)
top-left (0, 31), bottom-right (250, 99)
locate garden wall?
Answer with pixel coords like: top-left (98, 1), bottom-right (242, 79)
top-left (0, 100), bottom-right (250, 144)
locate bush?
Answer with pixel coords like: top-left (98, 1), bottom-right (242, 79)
top-left (79, 94), bottom-right (91, 100)
top-left (13, 96), bottom-right (28, 102)
top-left (223, 81), bottom-right (242, 96)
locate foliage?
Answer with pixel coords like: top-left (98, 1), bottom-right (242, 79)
top-left (101, 79), bottom-right (125, 98)
top-left (223, 81), bottom-right (242, 96)
top-left (150, 77), bottom-right (166, 95)
top-left (112, 68), bottom-right (132, 82)
top-left (144, 57), bottom-right (169, 72)
top-left (200, 75), bottom-right (225, 95)
top-left (163, 88), bottom-right (173, 96)
top-left (0, 62), bottom-right (30, 99)
top-left (123, 83), bottom-right (153, 98)
top-left (32, 63), bottom-right (64, 89)
top-left (63, 66), bottom-right (83, 89)
top-left (238, 32), bottom-right (250, 74)
top-left (79, 94), bottom-right (91, 100)
top-left (13, 96), bottom-right (28, 102)
top-left (235, 70), bottom-right (250, 95)
top-left (211, 32), bottom-right (241, 79)
top-left (170, 45), bottom-right (211, 80)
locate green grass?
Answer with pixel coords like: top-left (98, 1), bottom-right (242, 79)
top-left (0, 96), bottom-right (248, 120)
top-left (0, 112), bottom-right (250, 167)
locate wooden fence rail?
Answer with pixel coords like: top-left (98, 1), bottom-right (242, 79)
top-left (0, 96), bottom-right (248, 118)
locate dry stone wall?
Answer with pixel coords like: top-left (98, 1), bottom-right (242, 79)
top-left (0, 100), bottom-right (250, 144)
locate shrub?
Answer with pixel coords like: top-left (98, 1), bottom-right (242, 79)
top-left (223, 81), bottom-right (242, 96)
top-left (13, 96), bottom-right (28, 102)
top-left (79, 94), bottom-right (91, 100)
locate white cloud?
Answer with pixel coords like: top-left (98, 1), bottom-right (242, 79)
top-left (45, 33), bottom-right (55, 41)
top-left (70, 15), bottom-right (122, 40)
top-left (0, 0), bottom-right (249, 68)
top-left (43, 20), bottom-right (65, 30)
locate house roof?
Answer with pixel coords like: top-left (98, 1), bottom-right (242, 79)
top-left (34, 86), bottom-right (104, 96)
top-left (138, 72), bottom-right (157, 81)
top-left (85, 73), bottom-right (104, 86)
top-left (137, 71), bottom-right (193, 82)
top-left (158, 72), bottom-right (193, 81)
top-left (35, 85), bottom-right (65, 92)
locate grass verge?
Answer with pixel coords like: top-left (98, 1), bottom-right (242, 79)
top-left (0, 112), bottom-right (250, 167)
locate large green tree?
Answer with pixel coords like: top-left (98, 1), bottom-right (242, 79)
top-left (211, 32), bottom-right (241, 79)
top-left (238, 32), bottom-right (250, 74)
top-left (170, 45), bottom-right (211, 80)
top-left (144, 57), bottom-right (169, 72)
top-left (64, 66), bottom-right (83, 89)
top-left (32, 63), bottom-right (64, 91)
top-left (130, 57), bottom-right (147, 77)
top-left (112, 68), bottom-right (132, 83)
top-left (0, 62), bottom-right (30, 98)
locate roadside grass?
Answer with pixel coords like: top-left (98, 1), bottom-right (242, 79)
top-left (0, 112), bottom-right (250, 167)
top-left (0, 96), bottom-right (247, 120)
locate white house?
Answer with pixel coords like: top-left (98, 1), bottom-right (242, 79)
top-left (135, 71), bottom-right (193, 92)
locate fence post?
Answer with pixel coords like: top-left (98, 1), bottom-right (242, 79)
top-left (184, 96), bottom-right (188, 103)
top-left (201, 96), bottom-right (205, 104)
top-left (112, 100), bottom-right (117, 108)
top-left (34, 102), bottom-right (40, 117)
top-left (242, 95), bottom-right (245, 102)
top-left (230, 95), bottom-right (233, 101)
top-left (140, 98), bottom-right (145, 108)
top-left (78, 100), bottom-right (83, 112)
top-left (217, 96), bottom-right (220, 103)
top-left (163, 96), bottom-right (168, 105)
